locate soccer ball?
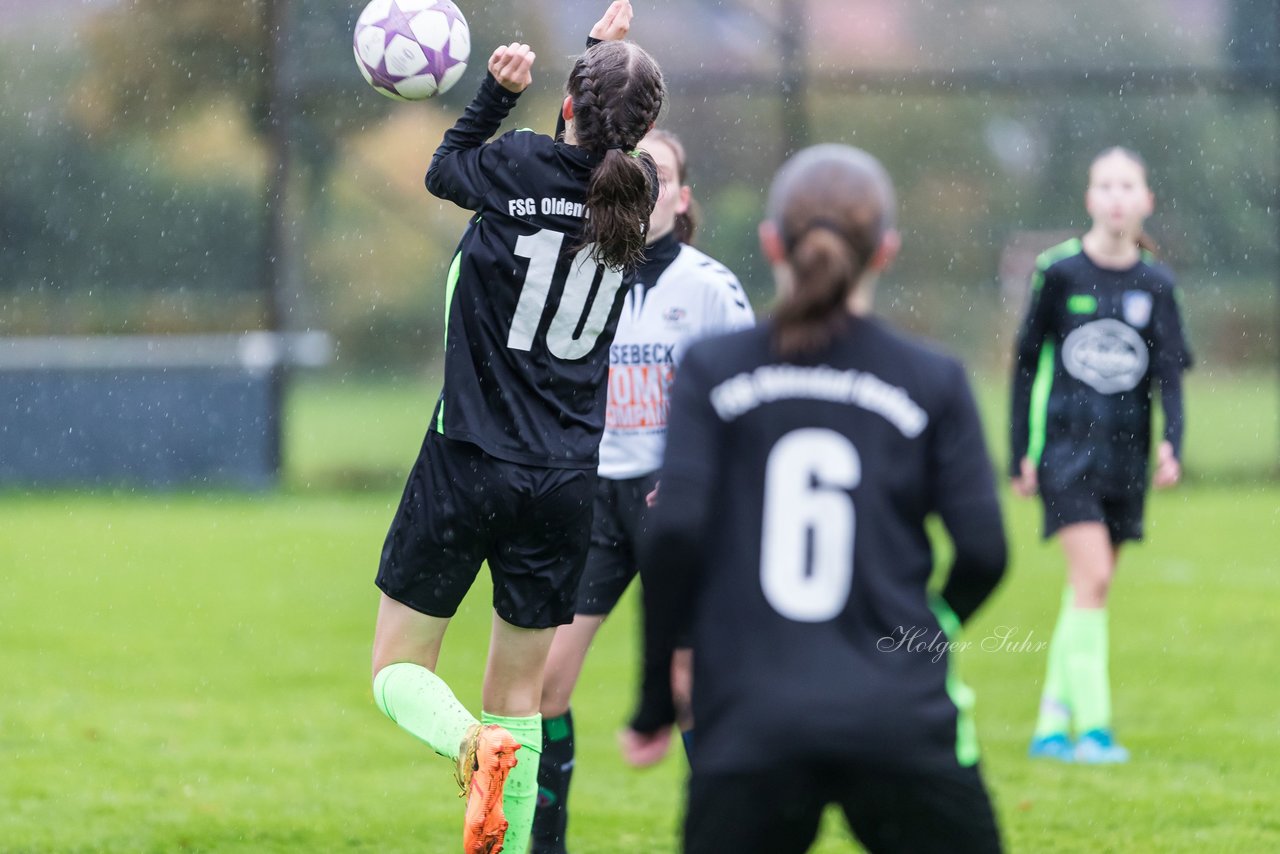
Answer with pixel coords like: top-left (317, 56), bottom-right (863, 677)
top-left (353, 0), bottom-right (471, 101)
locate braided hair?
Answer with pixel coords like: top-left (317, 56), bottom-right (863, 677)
top-left (566, 41), bottom-right (666, 270)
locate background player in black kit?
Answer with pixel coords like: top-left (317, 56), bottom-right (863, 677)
top-left (1013, 148), bottom-right (1192, 764)
top-left (368, 5), bottom-right (664, 853)
top-left (623, 145), bottom-right (1007, 854)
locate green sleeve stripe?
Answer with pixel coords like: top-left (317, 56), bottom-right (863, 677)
top-left (1027, 341), bottom-right (1055, 466)
top-left (1019, 238), bottom-right (1075, 467)
top-left (1034, 237), bottom-right (1082, 275)
top-left (435, 250), bottom-right (464, 436)
top-left (928, 595), bottom-right (980, 767)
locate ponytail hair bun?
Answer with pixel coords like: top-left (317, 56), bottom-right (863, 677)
top-left (766, 145), bottom-right (897, 358)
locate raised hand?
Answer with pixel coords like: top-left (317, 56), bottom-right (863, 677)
top-left (488, 42), bottom-right (536, 93)
top-left (590, 0), bottom-right (633, 41)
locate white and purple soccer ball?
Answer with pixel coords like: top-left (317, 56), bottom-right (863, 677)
top-left (353, 0), bottom-right (471, 101)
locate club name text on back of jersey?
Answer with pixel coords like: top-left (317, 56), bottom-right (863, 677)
top-left (709, 364), bottom-right (928, 438)
top-left (508, 197), bottom-right (588, 218)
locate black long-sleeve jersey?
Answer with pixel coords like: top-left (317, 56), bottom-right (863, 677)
top-left (1009, 239), bottom-right (1192, 492)
top-left (633, 317), bottom-right (1007, 775)
top-left (424, 72), bottom-right (645, 468)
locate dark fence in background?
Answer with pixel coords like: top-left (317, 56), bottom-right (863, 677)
top-left (0, 333), bottom-right (330, 489)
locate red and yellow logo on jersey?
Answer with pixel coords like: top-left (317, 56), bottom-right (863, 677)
top-left (606, 363), bottom-right (675, 430)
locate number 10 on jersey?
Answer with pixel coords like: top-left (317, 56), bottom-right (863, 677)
top-left (507, 228), bottom-right (626, 360)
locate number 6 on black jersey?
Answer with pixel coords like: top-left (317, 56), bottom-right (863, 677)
top-left (761, 428), bottom-right (860, 622)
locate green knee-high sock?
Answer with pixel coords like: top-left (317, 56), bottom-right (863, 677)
top-left (373, 662), bottom-right (477, 759)
top-left (1065, 606), bottom-right (1111, 734)
top-left (1033, 587), bottom-right (1074, 738)
top-left (483, 711), bottom-right (542, 854)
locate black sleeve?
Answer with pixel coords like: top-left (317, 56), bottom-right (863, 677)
top-left (933, 360), bottom-right (1008, 625)
top-left (629, 349), bottom-right (720, 733)
top-left (1151, 284), bottom-right (1193, 458)
top-left (425, 72), bottom-right (522, 210)
top-left (1009, 265), bottom-right (1059, 476)
top-left (554, 36), bottom-right (603, 141)
top-left (1159, 370), bottom-right (1186, 458)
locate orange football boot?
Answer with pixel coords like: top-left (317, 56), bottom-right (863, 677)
top-left (456, 724), bottom-right (520, 854)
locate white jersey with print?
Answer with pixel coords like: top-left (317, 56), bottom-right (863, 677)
top-left (597, 244), bottom-right (755, 480)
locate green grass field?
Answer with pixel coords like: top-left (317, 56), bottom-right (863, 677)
top-left (1, 370), bottom-right (1277, 852)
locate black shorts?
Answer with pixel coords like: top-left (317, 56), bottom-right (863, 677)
top-left (376, 432), bottom-right (596, 630)
top-left (684, 761), bottom-right (1001, 854)
top-left (1040, 483), bottom-right (1145, 544)
top-left (575, 471), bottom-right (659, 616)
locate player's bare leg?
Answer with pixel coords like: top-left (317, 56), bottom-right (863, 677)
top-left (372, 593), bottom-right (449, 675)
top-left (1056, 523), bottom-right (1128, 762)
top-left (1061, 522), bottom-right (1116, 608)
top-left (532, 615), bottom-right (604, 852)
top-left (371, 596), bottom-right (518, 853)
top-left (476, 614), bottom-right (558, 853)
top-left (671, 647), bottom-right (697, 759)
top-left (540, 615), bottom-right (605, 718)
top-left (671, 648), bottom-right (694, 731)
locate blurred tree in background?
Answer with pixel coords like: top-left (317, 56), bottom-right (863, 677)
top-left (0, 0), bottom-right (539, 358)
top-left (0, 0), bottom-right (1274, 373)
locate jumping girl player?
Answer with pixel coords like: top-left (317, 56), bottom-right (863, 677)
top-left (369, 4), bottom-right (665, 853)
top-left (1013, 147), bottom-right (1192, 764)
top-left (531, 129), bottom-right (755, 854)
top-left (625, 144), bottom-right (1007, 854)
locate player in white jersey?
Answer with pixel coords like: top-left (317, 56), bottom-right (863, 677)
top-left (530, 130), bottom-right (755, 854)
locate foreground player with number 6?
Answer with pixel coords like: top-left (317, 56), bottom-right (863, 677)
top-left (625, 145), bottom-right (1008, 853)
top-left (369, 3), bottom-right (664, 853)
